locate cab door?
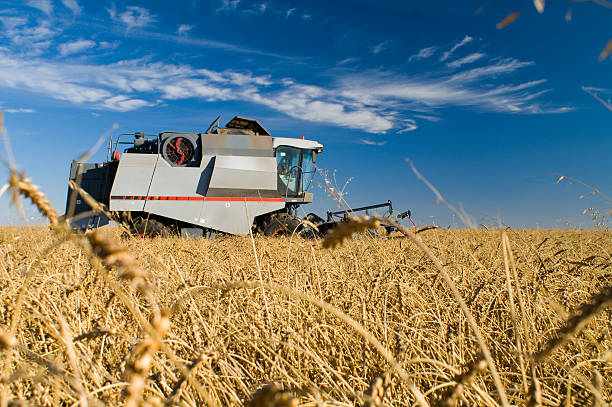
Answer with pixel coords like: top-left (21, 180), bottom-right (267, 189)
top-left (275, 146), bottom-right (302, 198)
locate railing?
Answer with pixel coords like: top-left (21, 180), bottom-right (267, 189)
top-left (107, 133), bottom-right (159, 161)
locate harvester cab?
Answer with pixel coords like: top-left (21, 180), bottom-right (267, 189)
top-left (65, 116), bottom-right (323, 237)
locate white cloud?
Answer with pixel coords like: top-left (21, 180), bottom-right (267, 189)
top-left (440, 35), bottom-right (473, 61)
top-left (255, 3), bottom-right (268, 13)
top-left (0, 17), bottom-right (58, 54)
top-left (58, 39), bottom-right (96, 56)
top-left (338, 57), bottom-right (359, 65)
top-left (361, 139), bottom-right (387, 146)
top-left (0, 34), bottom-right (571, 132)
top-left (177, 24), bottom-right (193, 35)
top-left (414, 114), bottom-right (441, 122)
top-left (398, 119), bottom-right (418, 133)
top-left (101, 95), bottom-right (152, 111)
top-left (26, 0), bottom-right (53, 16)
top-left (336, 56), bottom-right (567, 115)
top-left (371, 40), bottom-right (393, 54)
top-left (61, 0), bottom-right (82, 15)
top-left (108, 6), bottom-right (156, 31)
top-left (99, 41), bottom-right (119, 50)
top-left (408, 46), bottom-right (437, 62)
top-left (447, 58), bottom-right (533, 83)
top-left (446, 52), bottom-right (485, 68)
top-left (248, 85), bottom-right (395, 133)
top-left (217, 0), bottom-right (240, 12)
top-left (4, 108), bottom-right (36, 113)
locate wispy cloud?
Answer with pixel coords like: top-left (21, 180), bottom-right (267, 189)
top-left (361, 139), bottom-right (387, 146)
top-left (58, 39), bottom-right (96, 56)
top-left (26, 0), bottom-right (53, 16)
top-left (99, 41), bottom-right (119, 50)
top-left (177, 24), bottom-right (193, 35)
top-left (398, 119), bottom-right (418, 132)
top-left (0, 23), bottom-right (571, 134)
top-left (446, 52), bottom-right (485, 68)
top-left (414, 114), bottom-right (441, 122)
top-left (108, 5), bottom-right (156, 31)
top-left (60, 0), bottom-right (82, 16)
top-left (371, 40), bottom-right (393, 54)
top-left (338, 57), bottom-right (359, 65)
top-left (440, 35), bottom-right (473, 61)
top-left (217, 0), bottom-right (241, 12)
top-left (3, 108), bottom-right (36, 113)
top-left (0, 50), bottom-right (394, 131)
top-left (217, 1), bottom-right (310, 22)
top-left (337, 56), bottom-right (571, 115)
top-left (408, 46), bottom-right (437, 62)
top-left (0, 16), bottom-right (58, 55)
top-left (113, 26), bottom-right (296, 60)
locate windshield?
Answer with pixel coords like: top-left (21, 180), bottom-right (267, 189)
top-left (276, 146), bottom-right (316, 198)
top-left (301, 150), bottom-right (315, 191)
top-left (276, 146), bottom-right (301, 197)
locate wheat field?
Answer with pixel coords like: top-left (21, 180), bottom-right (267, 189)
top-left (0, 220), bottom-right (610, 406)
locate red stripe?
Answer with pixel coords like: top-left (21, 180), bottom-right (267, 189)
top-left (205, 197), bottom-right (284, 202)
top-left (113, 196), bottom-right (283, 202)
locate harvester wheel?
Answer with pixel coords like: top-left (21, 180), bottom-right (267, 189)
top-left (130, 218), bottom-right (169, 238)
top-left (264, 214), bottom-right (307, 237)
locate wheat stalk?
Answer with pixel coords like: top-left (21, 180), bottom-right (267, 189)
top-left (326, 215), bottom-right (510, 407)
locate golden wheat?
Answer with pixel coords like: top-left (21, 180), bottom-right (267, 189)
top-left (0, 226), bottom-right (611, 406)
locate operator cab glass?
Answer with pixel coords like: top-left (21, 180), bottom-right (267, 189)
top-left (276, 146), bottom-right (316, 198)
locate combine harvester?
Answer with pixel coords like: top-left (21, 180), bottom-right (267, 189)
top-left (65, 116), bottom-right (412, 237)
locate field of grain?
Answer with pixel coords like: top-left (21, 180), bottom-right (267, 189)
top-left (0, 223), bottom-right (610, 406)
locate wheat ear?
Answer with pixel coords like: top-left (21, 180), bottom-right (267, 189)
top-left (534, 285), bottom-right (612, 362)
top-left (247, 383), bottom-right (298, 407)
top-left (435, 358), bottom-right (487, 407)
top-left (9, 169), bottom-right (59, 226)
top-left (323, 216), bottom-right (381, 249)
top-left (0, 329), bottom-right (16, 351)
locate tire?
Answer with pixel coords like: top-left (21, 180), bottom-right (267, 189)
top-left (129, 218), bottom-right (169, 238)
top-left (263, 214), bottom-right (306, 237)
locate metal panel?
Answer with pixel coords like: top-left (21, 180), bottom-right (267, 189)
top-left (109, 153), bottom-right (158, 211)
top-left (144, 153), bottom-right (206, 224)
top-left (201, 134), bottom-right (273, 157)
top-left (200, 200), bottom-right (284, 235)
top-left (208, 156), bottom-right (278, 191)
top-left (145, 157), bottom-right (204, 196)
top-left (68, 213), bottom-right (110, 230)
top-left (146, 201), bottom-right (205, 225)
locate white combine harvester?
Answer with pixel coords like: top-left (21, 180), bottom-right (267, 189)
top-left (65, 116), bottom-right (411, 237)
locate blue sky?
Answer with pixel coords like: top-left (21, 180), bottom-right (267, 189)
top-left (1, 0), bottom-right (611, 228)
